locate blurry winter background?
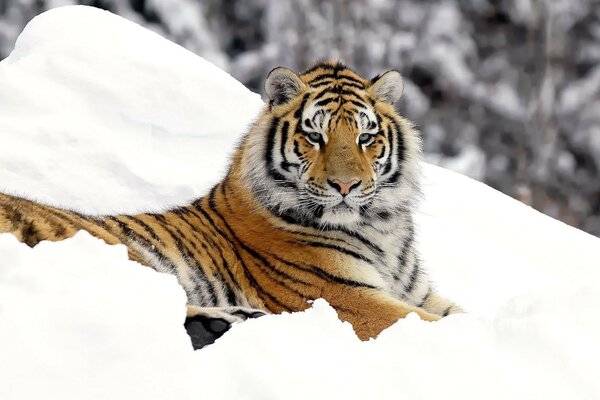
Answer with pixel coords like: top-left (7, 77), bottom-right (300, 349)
top-left (1, 0), bottom-right (599, 236)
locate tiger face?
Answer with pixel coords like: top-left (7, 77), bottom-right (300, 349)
top-left (242, 61), bottom-right (422, 227)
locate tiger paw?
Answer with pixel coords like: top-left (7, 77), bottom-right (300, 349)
top-left (184, 306), bottom-right (267, 349)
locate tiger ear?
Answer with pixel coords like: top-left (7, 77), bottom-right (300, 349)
top-left (265, 67), bottom-right (306, 105)
top-left (368, 70), bottom-right (404, 104)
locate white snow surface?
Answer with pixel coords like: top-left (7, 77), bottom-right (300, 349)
top-left (1, 6), bottom-right (599, 400)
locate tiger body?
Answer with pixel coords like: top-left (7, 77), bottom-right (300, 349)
top-left (0, 61), bottom-right (460, 346)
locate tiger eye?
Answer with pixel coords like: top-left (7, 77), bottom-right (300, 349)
top-left (358, 133), bottom-right (372, 144)
top-left (307, 132), bottom-right (322, 143)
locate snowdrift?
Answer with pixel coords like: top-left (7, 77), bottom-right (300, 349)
top-left (0, 6), bottom-right (599, 400)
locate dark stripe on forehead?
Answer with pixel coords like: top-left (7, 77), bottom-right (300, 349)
top-left (306, 70), bottom-right (363, 83)
top-left (347, 99), bottom-right (368, 109)
top-left (315, 86), bottom-right (364, 99)
top-left (309, 78), bottom-right (365, 90)
top-left (301, 63), bottom-right (335, 76)
top-left (315, 97), bottom-right (337, 107)
top-left (311, 89), bottom-right (369, 112)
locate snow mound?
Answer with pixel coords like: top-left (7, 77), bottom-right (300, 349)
top-left (1, 6), bottom-right (599, 400)
top-left (0, 6), bottom-right (262, 214)
top-left (0, 231), bottom-right (199, 400)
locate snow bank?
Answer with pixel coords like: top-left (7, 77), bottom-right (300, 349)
top-left (0, 231), bottom-right (199, 400)
top-left (0, 6), bottom-right (262, 214)
top-left (1, 6), bottom-right (599, 400)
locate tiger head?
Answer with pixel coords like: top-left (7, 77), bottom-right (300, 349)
top-left (240, 61), bottom-right (422, 228)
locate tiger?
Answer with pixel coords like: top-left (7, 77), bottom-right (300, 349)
top-left (0, 61), bottom-right (461, 349)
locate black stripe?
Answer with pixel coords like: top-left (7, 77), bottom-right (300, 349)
top-left (271, 208), bottom-right (385, 257)
top-left (293, 93), bottom-right (310, 119)
top-left (301, 64), bottom-right (334, 75)
top-left (77, 214), bottom-right (122, 243)
top-left (386, 118), bottom-right (405, 184)
top-left (348, 99), bottom-right (368, 109)
top-left (104, 216), bottom-right (174, 271)
top-left (144, 216), bottom-right (190, 263)
top-left (416, 287), bottom-right (432, 308)
top-left (337, 74), bottom-right (364, 84)
top-left (200, 196), bottom-right (294, 310)
top-left (265, 117), bottom-right (282, 179)
top-left (315, 97), bottom-right (337, 107)
top-left (173, 209), bottom-right (238, 303)
top-left (292, 140), bottom-right (304, 159)
top-left (270, 253), bottom-right (378, 290)
top-left (309, 78), bottom-right (365, 90)
top-left (149, 214), bottom-right (218, 306)
top-left (265, 118), bottom-right (294, 187)
top-left (278, 121), bottom-right (296, 172)
top-left (44, 207), bottom-right (88, 233)
top-left (382, 118), bottom-right (394, 175)
top-left (20, 221), bottom-right (41, 247)
top-left (277, 227), bottom-right (365, 254)
top-left (121, 215), bottom-right (164, 244)
top-left (308, 72), bottom-right (364, 85)
top-left (297, 240), bottom-right (373, 264)
top-left (404, 259), bottom-right (420, 293)
top-left (308, 77), bottom-right (334, 86)
top-left (38, 212), bottom-right (68, 238)
top-left (171, 221), bottom-right (225, 304)
top-left (193, 201), bottom-right (280, 308)
top-left (333, 226), bottom-right (385, 256)
top-left (314, 86), bottom-right (364, 100)
top-left (340, 81), bottom-right (366, 90)
top-left (376, 142), bottom-right (387, 159)
top-left (397, 224), bottom-right (415, 272)
top-left (442, 306), bottom-right (452, 317)
top-left (175, 208), bottom-right (240, 302)
top-left (218, 187), bottom-right (326, 294)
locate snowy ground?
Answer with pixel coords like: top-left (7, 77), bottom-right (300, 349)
top-left (1, 6), bottom-right (599, 400)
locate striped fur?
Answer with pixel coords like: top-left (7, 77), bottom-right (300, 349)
top-left (0, 61), bottom-right (461, 342)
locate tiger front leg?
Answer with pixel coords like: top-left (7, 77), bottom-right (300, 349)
top-left (184, 305), bottom-right (267, 349)
top-left (324, 287), bottom-right (441, 341)
top-left (418, 289), bottom-right (464, 317)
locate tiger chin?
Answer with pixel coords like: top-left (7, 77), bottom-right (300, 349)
top-left (0, 61), bottom-right (462, 349)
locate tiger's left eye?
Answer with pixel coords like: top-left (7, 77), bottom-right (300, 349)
top-left (358, 133), bottom-right (373, 145)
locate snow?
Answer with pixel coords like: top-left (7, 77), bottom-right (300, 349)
top-left (1, 6), bottom-right (600, 400)
top-left (0, 6), bottom-right (262, 214)
top-left (0, 232), bottom-right (199, 400)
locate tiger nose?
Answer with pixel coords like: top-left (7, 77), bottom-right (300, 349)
top-left (327, 178), bottom-right (362, 196)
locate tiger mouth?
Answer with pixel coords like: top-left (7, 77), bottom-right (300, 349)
top-left (329, 202), bottom-right (355, 212)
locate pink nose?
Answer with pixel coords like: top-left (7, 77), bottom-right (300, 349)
top-left (327, 178), bottom-right (361, 196)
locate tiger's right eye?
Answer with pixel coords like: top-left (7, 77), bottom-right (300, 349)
top-left (306, 132), bottom-right (323, 144)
